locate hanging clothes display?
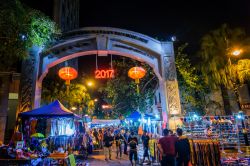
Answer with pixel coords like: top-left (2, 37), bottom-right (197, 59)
top-left (30, 118), bottom-right (37, 135)
top-left (50, 118), bottom-right (76, 136)
top-left (189, 139), bottom-right (221, 166)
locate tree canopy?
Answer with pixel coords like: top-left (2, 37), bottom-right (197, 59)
top-left (0, 0), bottom-right (60, 71)
top-left (98, 58), bottom-right (157, 118)
top-left (175, 43), bottom-right (208, 114)
top-left (198, 24), bottom-right (250, 89)
top-left (42, 77), bottom-right (94, 116)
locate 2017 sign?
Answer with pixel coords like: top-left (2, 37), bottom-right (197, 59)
top-left (95, 69), bottom-right (114, 79)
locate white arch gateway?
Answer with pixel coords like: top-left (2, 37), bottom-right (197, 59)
top-left (18, 27), bottom-right (181, 127)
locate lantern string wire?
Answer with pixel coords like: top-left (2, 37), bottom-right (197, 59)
top-left (96, 53), bottom-right (98, 70)
top-left (111, 54), bottom-right (113, 69)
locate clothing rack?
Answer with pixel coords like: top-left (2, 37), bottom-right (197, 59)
top-left (189, 139), bottom-right (221, 166)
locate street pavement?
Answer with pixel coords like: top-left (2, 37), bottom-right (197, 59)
top-left (85, 149), bottom-right (131, 166)
top-left (85, 146), bottom-right (160, 166)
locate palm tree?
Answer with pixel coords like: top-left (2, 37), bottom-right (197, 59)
top-left (199, 24), bottom-right (250, 114)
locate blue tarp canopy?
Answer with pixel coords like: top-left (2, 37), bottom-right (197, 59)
top-left (144, 114), bottom-right (156, 119)
top-left (19, 100), bottom-right (80, 119)
top-left (126, 111), bottom-right (159, 120)
top-left (126, 111), bottom-right (141, 119)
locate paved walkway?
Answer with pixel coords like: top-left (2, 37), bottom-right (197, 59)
top-left (85, 146), bottom-right (160, 166)
top-left (85, 149), bottom-right (131, 166)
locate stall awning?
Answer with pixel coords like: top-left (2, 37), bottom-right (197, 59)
top-left (91, 119), bottom-right (121, 125)
top-left (126, 111), bottom-right (141, 119)
top-left (19, 100), bottom-right (80, 119)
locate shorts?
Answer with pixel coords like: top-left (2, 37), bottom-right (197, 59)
top-left (129, 150), bottom-right (138, 161)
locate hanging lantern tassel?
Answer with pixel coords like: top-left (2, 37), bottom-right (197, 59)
top-left (66, 80), bottom-right (70, 94)
top-left (135, 78), bottom-right (140, 94)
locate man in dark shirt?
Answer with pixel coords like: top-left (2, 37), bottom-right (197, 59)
top-left (158, 128), bottom-right (178, 166)
top-left (141, 130), bottom-right (151, 164)
top-left (123, 130), bottom-right (129, 155)
top-left (128, 131), bottom-right (138, 166)
top-left (175, 128), bottom-right (191, 166)
top-left (103, 130), bottom-right (113, 161)
top-left (115, 132), bottom-right (125, 159)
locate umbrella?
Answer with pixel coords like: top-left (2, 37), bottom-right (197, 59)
top-left (30, 133), bottom-right (45, 138)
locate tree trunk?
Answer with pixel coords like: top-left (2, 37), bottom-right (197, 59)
top-left (221, 85), bottom-right (232, 115)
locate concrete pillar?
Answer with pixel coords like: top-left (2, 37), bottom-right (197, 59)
top-left (0, 76), bottom-right (10, 143)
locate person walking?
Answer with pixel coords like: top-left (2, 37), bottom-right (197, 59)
top-left (175, 128), bottom-right (191, 166)
top-left (128, 131), bottom-right (138, 166)
top-left (103, 130), bottom-right (114, 161)
top-left (123, 130), bottom-right (129, 155)
top-left (93, 128), bottom-right (99, 149)
top-left (149, 134), bottom-right (157, 163)
top-left (158, 128), bottom-right (178, 166)
top-left (115, 132), bottom-right (125, 159)
top-left (98, 129), bottom-right (104, 149)
top-left (141, 130), bottom-right (151, 165)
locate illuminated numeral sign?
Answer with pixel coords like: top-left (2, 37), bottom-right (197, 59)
top-left (95, 69), bottom-right (114, 79)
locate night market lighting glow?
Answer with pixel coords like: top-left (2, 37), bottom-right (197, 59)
top-left (87, 81), bottom-right (93, 87)
top-left (237, 114), bottom-right (242, 119)
top-left (66, 125), bottom-right (74, 136)
top-left (232, 49), bottom-right (242, 56)
top-left (102, 104), bottom-right (112, 109)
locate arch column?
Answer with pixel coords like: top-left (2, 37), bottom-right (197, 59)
top-left (17, 46), bottom-right (42, 114)
top-left (161, 42), bottom-right (182, 129)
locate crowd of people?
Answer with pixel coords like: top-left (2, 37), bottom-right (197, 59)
top-left (86, 126), bottom-right (191, 166)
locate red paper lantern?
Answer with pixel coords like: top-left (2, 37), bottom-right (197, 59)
top-left (128, 67), bottom-right (146, 81)
top-left (128, 67), bottom-right (146, 93)
top-left (58, 67), bottom-right (78, 85)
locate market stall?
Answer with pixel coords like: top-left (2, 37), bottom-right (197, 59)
top-left (0, 100), bottom-right (86, 165)
top-left (179, 113), bottom-right (250, 166)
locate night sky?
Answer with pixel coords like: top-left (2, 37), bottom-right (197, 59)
top-left (19, 0), bottom-right (250, 103)
top-left (21, 0), bottom-right (250, 47)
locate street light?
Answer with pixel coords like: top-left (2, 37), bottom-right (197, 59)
top-left (232, 49), bottom-right (243, 56)
top-left (87, 81), bottom-right (94, 87)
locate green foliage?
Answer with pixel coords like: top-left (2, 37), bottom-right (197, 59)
top-left (175, 43), bottom-right (208, 114)
top-left (0, 0), bottom-right (60, 71)
top-left (42, 77), bottom-right (94, 116)
top-left (98, 58), bottom-right (157, 118)
top-left (198, 24), bottom-right (250, 89)
top-left (235, 59), bottom-right (250, 83)
top-left (28, 10), bottom-right (60, 47)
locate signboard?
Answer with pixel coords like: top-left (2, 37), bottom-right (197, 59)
top-left (95, 69), bottom-right (114, 79)
top-left (16, 141), bottom-right (24, 149)
top-left (241, 103), bottom-right (250, 109)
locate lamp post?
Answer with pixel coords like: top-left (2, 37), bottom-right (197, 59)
top-left (227, 48), bottom-right (243, 110)
top-left (227, 49), bottom-right (250, 145)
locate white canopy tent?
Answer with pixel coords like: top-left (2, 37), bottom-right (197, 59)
top-left (91, 119), bottom-right (121, 126)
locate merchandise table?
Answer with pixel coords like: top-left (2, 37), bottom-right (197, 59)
top-left (0, 158), bottom-right (31, 166)
top-left (47, 155), bottom-right (69, 166)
